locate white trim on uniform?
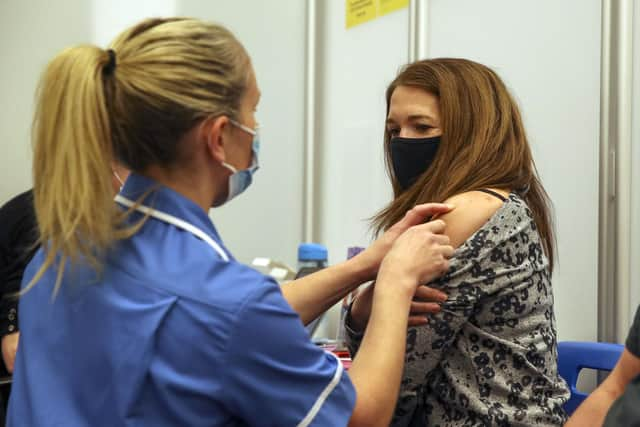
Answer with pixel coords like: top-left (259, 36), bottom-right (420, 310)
top-left (114, 195), bottom-right (230, 262)
top-left (297, 351), bottom-right (345, 427)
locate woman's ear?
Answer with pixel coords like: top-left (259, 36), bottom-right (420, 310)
top-left (205, 116), bottom-right (231, 163)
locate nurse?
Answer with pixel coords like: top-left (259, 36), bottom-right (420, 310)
top-left (8, 18), bottom-right (453, 426)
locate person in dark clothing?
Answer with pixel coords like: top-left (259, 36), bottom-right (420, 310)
top-left (0, 189), bottom-right (39, 423)
top-left (566, 306), bottom-right (640, 427)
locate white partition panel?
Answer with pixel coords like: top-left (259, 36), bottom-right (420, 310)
top-left (0, 1), bottom-right (93, 201)
top-left (179, 0), bottom-right (306, 267)
top-left (91, 0), bottom-right (177, 46)
top-left (317, 1), bottom-right (408, 262)
top-left (427, 0), bottom-right (601, 341)
top-left (0, 1), bottom-right (306, 268)
top-left (314, 1), bottom-right (409, 337)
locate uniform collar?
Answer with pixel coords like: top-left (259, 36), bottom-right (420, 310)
top-left (118, 173), bottom-right (225, 245)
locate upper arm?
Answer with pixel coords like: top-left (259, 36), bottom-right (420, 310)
top-left (401, 191), bottom-right (508, 382)
top-left (434, 190), bottom-right (507, 248)
top-left (221, 281), bottom-right (356, 426)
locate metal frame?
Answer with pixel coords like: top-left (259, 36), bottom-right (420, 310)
top-left (613, 0), bottom-right (633, 343)
top-left (599, 0), bottom-right (615, 344)
top-left (304, 0), bottom-right (318, 243)
top-left (598, 0), bottom-right (634, 344)
top-left (408, 0), bottom-right (429, 62)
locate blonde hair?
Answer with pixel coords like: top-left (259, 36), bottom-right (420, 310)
top-left (29, 17), bottom-right (251, 293)
top-left (372, 58), bottom-right (556, 271)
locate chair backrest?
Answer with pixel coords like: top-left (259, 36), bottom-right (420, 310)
top-left (557, 341), bottom-right (624, 415)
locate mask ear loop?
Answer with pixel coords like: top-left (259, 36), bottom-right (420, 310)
top-left (205, 116), bottom-right (258, 174)
top-left (206, 121), bottom-right (238, 174)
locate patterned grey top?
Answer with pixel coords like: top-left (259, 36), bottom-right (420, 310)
top-left (346, 193), bottom-right (570, 426)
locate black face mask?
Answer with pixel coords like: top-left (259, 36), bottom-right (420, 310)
top-left (390, 136), bottom-right (441, 191)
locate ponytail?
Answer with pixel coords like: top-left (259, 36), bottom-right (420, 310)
top-left (28, 46), bottom-right (118, 294)
top-left (26, 18), bottom-right (251, 295)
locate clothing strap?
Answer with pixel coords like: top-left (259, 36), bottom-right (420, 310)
top-left (476, 188), bottom-right (507, 202)
top-left (114, 194), bottom-right (230, 262)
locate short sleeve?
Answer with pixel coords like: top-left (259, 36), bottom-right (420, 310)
top-left (220, 280), bottom-right (356, 426)
top-left (603, 374), bottom-right (640, 427)
top-left (626, 306), bottom-right (640, 357)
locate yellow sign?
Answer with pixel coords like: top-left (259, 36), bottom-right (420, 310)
top-left (346, 0), bottom-right (409, 29)
top-left (378, 0), bottom-right (409, 17)
top-left (346, 0), bottom-right (377, 29)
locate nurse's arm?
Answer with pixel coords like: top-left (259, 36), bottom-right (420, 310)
top-left (281, 203), bottom-right (453, 325)
top-left (347, 220), bottom-right (452, 426)
top-left (565, 348), bottom-right (640, 427)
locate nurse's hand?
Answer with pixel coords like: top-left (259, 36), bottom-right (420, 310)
top-left (354, 203), bottom-right (453, 281)
top-left (377, 219), bottom-right (453, 290)
top-left (346, 219), bottom-right (453, 426)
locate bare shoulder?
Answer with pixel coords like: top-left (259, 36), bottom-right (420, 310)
top-left (434, 189), bottom-right (509, 248)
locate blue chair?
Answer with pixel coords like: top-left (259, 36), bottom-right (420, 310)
top-left (557, 341), bottom-right (624, 415)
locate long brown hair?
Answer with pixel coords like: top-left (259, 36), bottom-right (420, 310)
top-left (372, 58), bottom-right (556, 271)
top-left (29, 18), bottom-right (251, 293)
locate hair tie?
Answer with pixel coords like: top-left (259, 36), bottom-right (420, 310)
top-left (104, 49), bottom-right (117, 75)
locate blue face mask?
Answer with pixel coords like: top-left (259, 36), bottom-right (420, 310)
top-left (219, 119), bottom-right (260, 204)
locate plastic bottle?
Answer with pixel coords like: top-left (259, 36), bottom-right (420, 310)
top-left (296, 243), bottom-right (328, 277)
top-left (295, 243), bottom-right (329, 339)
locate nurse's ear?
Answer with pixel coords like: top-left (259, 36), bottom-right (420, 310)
top-left (203, 116), bottom-right (231, 164)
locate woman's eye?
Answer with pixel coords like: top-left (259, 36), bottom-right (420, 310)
top-left (388, 128), bottom-right (400, 137)
top-left (414, 124), bottom-right (432, 133)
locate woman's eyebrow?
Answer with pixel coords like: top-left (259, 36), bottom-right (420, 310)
top-left (407, 114), bottom-right (434, 121)
top-left (386, 114), bottom-right (435, 126)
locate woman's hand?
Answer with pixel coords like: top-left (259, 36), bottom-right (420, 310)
top-left (409, 285), bottom-right (448, 326)
top-left (350, 283), bottom-right (448, 332)
top-left (352, 203), bottom-right (453, 282)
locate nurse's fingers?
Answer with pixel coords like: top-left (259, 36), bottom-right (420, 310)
top-left (403, 203), bottom-right (454, 226)
top-left (418, 219), bottom-right (447, 235)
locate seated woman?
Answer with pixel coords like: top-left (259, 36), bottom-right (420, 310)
top-left (345, 58), bottom-right (570, 426)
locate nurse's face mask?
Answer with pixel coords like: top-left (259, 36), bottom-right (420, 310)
top-left (217, 119), bottom-right (260, 204)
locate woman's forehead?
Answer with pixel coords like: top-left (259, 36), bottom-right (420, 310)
top-left (388, 86), bottom-right (440, 119)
